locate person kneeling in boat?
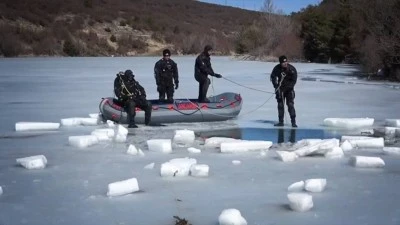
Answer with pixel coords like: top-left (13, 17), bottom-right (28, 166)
top-left (114, 70), bottom-right (152, 128)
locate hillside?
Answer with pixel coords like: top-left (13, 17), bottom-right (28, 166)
top-left (0, 0), bottom-right (263, 57)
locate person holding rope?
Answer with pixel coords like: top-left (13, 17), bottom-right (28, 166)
top-left (270, 55), bottom-right (298, 127)
top-left (194, 45), bottom-right (222, 103)
top-left (114, 69), bottom-right (152, 128)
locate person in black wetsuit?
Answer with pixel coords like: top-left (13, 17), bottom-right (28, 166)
top-left (270, 55), bottom-right (298, 127)
top-left (154, 49), bottom-right (179, 103)
top-left (114, 70), bottom-right (152, 128)
top-left (194, 45), bottom-right (222, 103)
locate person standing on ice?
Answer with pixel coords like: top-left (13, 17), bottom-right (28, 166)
top-left (194, 45), bottom-right (222, 103)
top-left (154, 49), bottom-right (179, 103)
top-left (114, 70), bottom-right (152, 128)
top-left (270, 55), bottom-right (298, 127)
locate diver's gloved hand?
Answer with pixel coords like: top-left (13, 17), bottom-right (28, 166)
top-left (214, 73), bottom-right (222, 78)
top-left (175, 83), bottom-right (179, 90)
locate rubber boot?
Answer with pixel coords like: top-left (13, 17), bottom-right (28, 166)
top-left (274, 122), bottom-right (284, 127)
top-left (291, 119), bottom-right (297, 128)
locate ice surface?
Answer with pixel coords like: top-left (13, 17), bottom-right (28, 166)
top-left (350, 156), bottom-right (385, 168)
top-left (287, 193), bottom-right (314, 212)
top-left (15, 122), bottom-right (60, 131)
top-left (232, 160), bottom-right (242, 165)
top-left (323, 118), bottom-right (374, 128)
top-left (16, 155), bottom-right (47, 169)
top-left (340, 140), bottom-right (353, 151)
top-left (218, 208), bottom-right (247, 225)
top-left (106, 178), bottom-right (140, 197)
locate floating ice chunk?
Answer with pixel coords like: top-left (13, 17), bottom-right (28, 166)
top-left (61, 118), bottom-right (81, 126)
top-left (204, 137), bottom-right (241, 148)
top-left (89, 113), bottom-right (101, 119)
top-left (91, 128), bottom-right (114, 141)
top-left (348, 137), bottom-right (384, 148)
top-left (218, 208), bottom-right (247, 225)
top-left (106, 178), bottom-right (139, 197)
top-left (325, 146), bottom-right (344, 159)
top-left (15, 122), bottom-right (60, 131)
top-left (127, 144), bottom-right (139, 155)
top-left (173, 129), bottom-right (195, 146)
top-left (187, 147), bottom-right (201, 154)
top-left (114, 125), bottom-right (128, 143)
top-left (341, 136), bottom-right (373, 141)
top-left (0, 186), bottom-right (2, 195)
top-left (190, 164), bottom-right (209, 177)
top-left (287, 193), bottom-right (313, 212)
top-left (276, 151), bottom-right (298, 162)
top-left (144, 163), bottom-right (155, 169)
top-left (160, 157), bottom-right (197, 177)
top-left (304, 179), bottom-right (327, 192)
top-left (106, 120), bottom-right (115, 127)
top-left (323, 118), bottom-right (374, 128)
top-left (350, 156), bottom-right (385, 168)
top-left (60, 117), bottom-right (99, 126)
top-left (340, 140), bottom-right (353, 151)
top-left (288, 181), bottom-right (305, 192)
top-left (147, 139), bottom-right (172, 153)
top-left (232, 160), bottom-right (241, 165)
top-left (220, 141), bottom-right (272, 153)
top-left (16, 155), bottom-right (47, 169)
top-left (294, 139), bottom-right (339, 157)
top-left (384, 127), bottom-right (398, 139)
top-left (385, 119), bottom-right (400, 127)
top-left (383, 147), bottom-right (400, 155)
top-left (69, 135), bottom-right (98, 148)
top-left (137, 149), bottom-right (145, 156)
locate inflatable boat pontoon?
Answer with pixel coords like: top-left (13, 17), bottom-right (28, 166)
top-left (99, 92), bottom-right (242, 125)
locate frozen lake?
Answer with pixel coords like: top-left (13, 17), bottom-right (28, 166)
top-left (0, 56), bottom-right (400, 225)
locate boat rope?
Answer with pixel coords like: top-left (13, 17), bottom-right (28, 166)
top-left (221, 76), bottom-right (275, 94)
